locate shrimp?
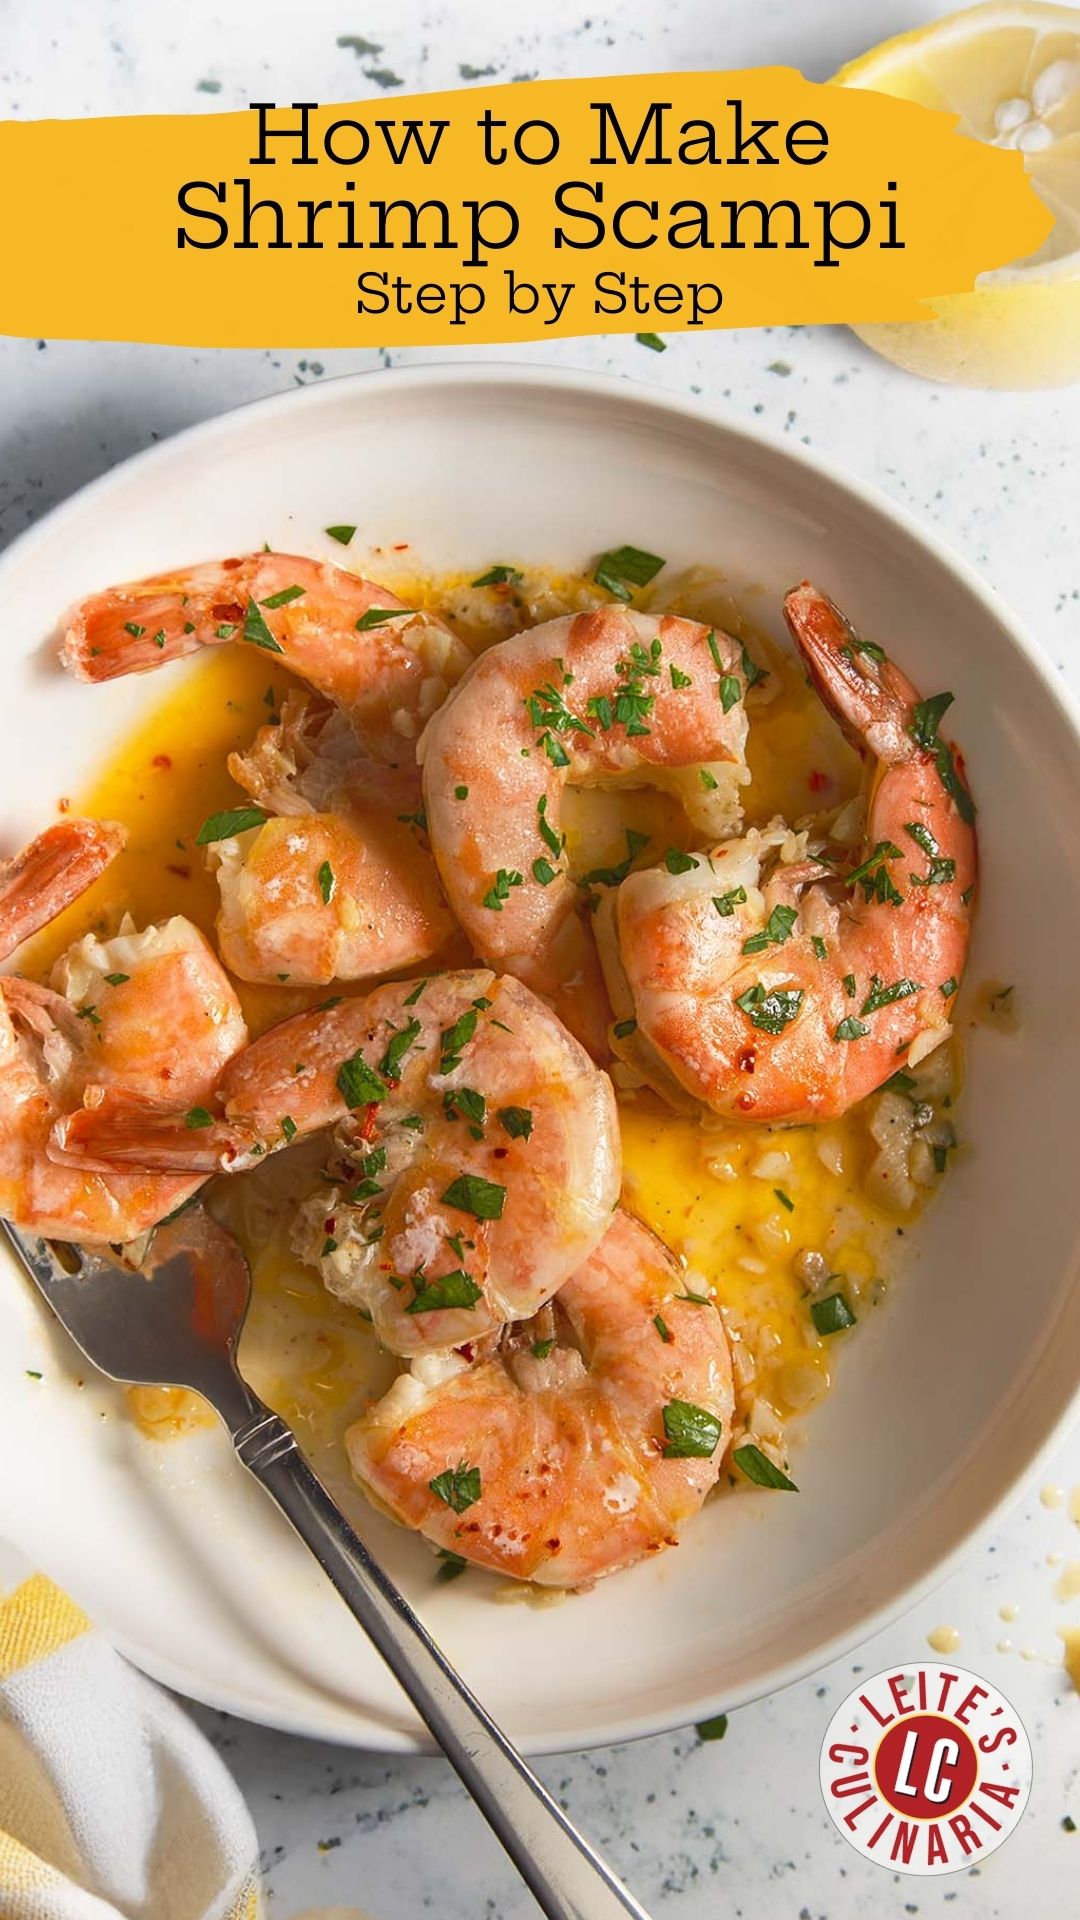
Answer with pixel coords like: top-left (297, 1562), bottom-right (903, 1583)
top-left (61, 551), bottom-right (472, 762)
top-left (0, 818), bottom-right (124, 960)
top-left (611, 584), bottom-right (977, 1123)
top-left (52, 970), bottom-right (621, 1354)
top-left (419, 608), bottom-right (751, 1054)
top-left (210, 693), bottom-right (456, 986)
top-left (347, 1209), bottom-right (735, 1587)
top-left (0, 821), bottom-right (247, 1241)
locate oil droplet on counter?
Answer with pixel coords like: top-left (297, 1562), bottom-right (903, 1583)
top-left (927, 1624), bottom-right (961, 1655)
top-left (1048, 1550), bottom-right (1064, 1566)
top-left (999, 1602), bottom-right (1020, 1622)
top-left (1055, 1562), bottom-right (1080, 1603)
top-left (1062, 1626), bottom-right (1080, 1694)
top-left (1020, 1645), bottom-right (1041, 1663)
top-left (1041, 1485), bottom-right (1065, 1509)
top-left (997, 1638), bottom-right (1014, 1655)
top-left (1070, 1485), bottom-right (1080, 1526)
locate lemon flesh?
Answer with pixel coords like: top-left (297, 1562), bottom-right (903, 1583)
top-left (836, 1), bottom-right (1080, 387)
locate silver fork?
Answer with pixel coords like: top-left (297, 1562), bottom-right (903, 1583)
top-left (2, 1212), bottom-right (652, 1920)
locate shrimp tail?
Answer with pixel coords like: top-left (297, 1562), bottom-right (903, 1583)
top-left (50, 1090), bottom-right (246, 1174)
top-left (0, 818), bottom-right (126, 960)
top-left (783, 583), bottom-right (918, 766)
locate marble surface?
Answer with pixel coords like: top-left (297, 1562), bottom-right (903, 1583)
top-left (2, 0), bottom-right (1079, 1913)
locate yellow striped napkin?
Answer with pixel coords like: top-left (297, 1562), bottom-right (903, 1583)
top-left (0, 1572), bottom-right (262, 1920)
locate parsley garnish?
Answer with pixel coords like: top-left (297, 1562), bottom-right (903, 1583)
top-left (407, 1269), bottom-right (483, 1314)
top-left (742, 903), bottom-right (797, 955)
top-left (378, 1017), bottom-right (422, 1080)
top-left (103, 971), bottom-right (129, 986)
top-left (580, 828), bottom-right (650, 890)
top-left (860, 975), bottom-right (922, 1016)
top-left (735, 984), bottom-right (803, 1035)
top-left (336, 1052), bottom-right (389, 1109)
top-left (195, 805), bottom-right (267, 845)
top-left (661, 1399), bottom-right (722, 1458)
top-left (712, 886), bottom-right (747, 918)
top-left (261, 584), bottom-right (305, 609)
top-left (356, 606), bottom-right (417, 630)
top-left (184, 1106), bottom-right (214, 1129)
top-left (325, 524), bottom-right (356, 545)
top-left (835, 1015), bottom-right (870, 1041)
top-left (429, 1462), bottom-right (482, 1512)
top-left (732, 1443), bottom-right (798, 1491)
top-left (593, 544), bottom-right (665, 601)
top-left (317, 859), bottom-right (335, 904)
top-left (811, 1292), bottom-right (856, 1335)
top-left (497, 1106), bottom-right (533, 1140)
top-left (909, 693), bottom-right (976, 824)
top-left (472, 564), bottom-right (522, 587)
top-left (441, 1173), bottom-right (506, 1221)
top-left (482, 867), bottom-right (524, 911)
top-left (665, 848), bottom-right (699, 875)
top-left (439, 1009), bottom-right (478, 1074)
top-left (243, 599), bottom-right (284, 653)
top-left (904, 820), bottom-right (956, 887)
top-left (845, 839), bottom-right (904, 907)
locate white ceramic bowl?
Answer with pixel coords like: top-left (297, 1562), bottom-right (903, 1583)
top-left (2, 364), bottom-right (1080, 1754)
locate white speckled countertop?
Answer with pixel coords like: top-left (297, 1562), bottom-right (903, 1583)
top-left (2, 0), bottom-right (1079, 1912)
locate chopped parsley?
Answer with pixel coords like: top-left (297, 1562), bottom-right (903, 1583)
top-left (407, 1269), bottom-right (483, 1315)
top-left (76, 1005), bottom-right (101, 1026)
top-left (665, 848), bottom-right (699, 875)
top-left (860, 975), bottom-right (922, 1016)
top-left (439, 1008), bottom-right (478, 1074)
top-left (774, 1188), bottom-right (795, 1212)
top-left (317, 859), bottom-right (335, 905)
top-left (846, 840), bottom-right (904, 907)
top-left (909, 692), bottom-right (976, 824)
top-left (471, 564), bottom-right (522, 587)
top-left (635, 331), bottom-right (666, 352)
top-left (654, 1313), bottom-right (674, 1344)
top-left (532, 856), bottom-right (558, 886)
top-left (530, 1337), bottom-right (556, 1359)
top-left (482, 867), bottom-right (524, 911)
top-left (904, 819), bottom-right (956, 887)
top-left (281, 1115), bottom-right (297, 1143)
top-left (184, 1106), bottom-right (214, 1129)
top-left (195, 805), bottom-right (268, 845)
top-left (325, 524), bottom-right (356, 545)
top-left (661, 1399), bottom-right (722, 1459)
top-left (742, 903), bottom-right (797, 955)
top-left (719, 675), bottom-right (742, 713)
top-left (811, 936), bottom-right (828, 961)
top-left (403, 978), bottom-right (428, 1006)
top-left (712, 886), bottom-right (747, 918)
top-left (670, 664), bottom-right (693, 689)
top-left (260, 584), bottom-right (305, 609)
top-left (242, 598), bottom-right (284, 653)
top-left (378, 1017), bottom-right (422, 1080)
top-left (580, 828), bottom-right (650, 890)
top-left (123, 621), bottom-right (145, 638)
top-left (835, 1015), bottom-right (870, 1041)
top-left (336, 1051), bottom-right (389, 1109)
top-left (613, 1017), bottom-right (638, 1039)
top-left (103, 972), bottom-right (130, 986)
top-left (444, 1087), bottom-right (486, 1136)
top-left (356, 606), bottom-right (417, 630)
top-left (732, 1443), bottom-right (798, 1491)
top-left (441, 1173), bottom-right (507, 1221)
top-left (593, 543), bottom-right (665, 602)
top-left (695, 1714), bottom-right (729, 1742)
top-left (735, 984), bottom-right (803, 1035)
top-left (429, 1462), bottom-right (482, 1512)
top-left (811, 1292), bottom-right (856, 1336)
top-left (497, 1105), bottom-right (533, 1140)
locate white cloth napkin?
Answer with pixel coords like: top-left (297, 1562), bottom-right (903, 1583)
top-left (0, 1572), bottom-right (263, 1920)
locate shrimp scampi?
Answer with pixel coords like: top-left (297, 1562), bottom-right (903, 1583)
top-left (347, 1208), bottom-right (735, 1587)
top-left (611, 584), bottom-right (977, 1122)
top-left (0, 821), bottom-right (247, 1241)
top-left (53, 969), bottom-right (621, 1354)
top-left (419, 607), bottom-right (751, 1055)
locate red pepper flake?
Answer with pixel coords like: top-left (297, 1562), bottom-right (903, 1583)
top-left (359, 1105), bottom-right (379, 1142)
top-left (737, 1047), bottom-right (757, 1074)
top-left (736, 1090), bottom-right (756, 1111)
top-left (492, 1146), bottom-right (508, 1159)
top-left (165, 862), bottom-right (191, 879)
top-left (324, 1217), bottom-right (336, 1234)
top-left (210, 598), bottom-right (244, 623)
top-left (222, 557), bottom-right (243, 572)
top-left (151, 754), bottom-right (172, 770)
top-left (57, 796), bottom-right (71, 813)
top-left (392, 542), bottom-right (409, 551)
top-left (808, 769), bottom-right (830, 793)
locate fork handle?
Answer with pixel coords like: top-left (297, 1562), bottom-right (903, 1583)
top-left (227, 1393), bottom-right (652, 1920)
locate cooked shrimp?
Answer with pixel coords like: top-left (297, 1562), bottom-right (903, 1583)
top-left (0, 824), bottom-right (247, 1241)
top-left (420, 608), bottom-right (750, 1054)
top-left (613, 584), bottom-right (977, 1123)
top-left (347, 1208), bottom-right (734, 1587)
top-left (53, 970), bottom-right (620, 1354)
top-left (0, 818), bottom-right (124, 960)
top-left (210, 693), bottom-right (455, 986)
top-left (61, 551), bottom-right (472, 761)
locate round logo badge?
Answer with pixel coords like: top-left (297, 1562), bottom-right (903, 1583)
top-left (819, 1662), bottom-right (1031, 1875)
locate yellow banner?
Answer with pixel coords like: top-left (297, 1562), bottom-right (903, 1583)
top-left (0, 72), bottom-right (1050, 346)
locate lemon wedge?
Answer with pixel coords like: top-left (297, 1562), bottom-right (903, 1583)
top-left (836, 1), bottom-right (1080, 386)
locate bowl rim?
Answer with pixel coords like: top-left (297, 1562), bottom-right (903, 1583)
top-left (4, 357), bottom-right (1080, 1755)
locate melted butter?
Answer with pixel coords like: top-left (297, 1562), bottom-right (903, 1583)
top-left (30, 562), bottom-right (939, 1451)
top-left (927, 1624), bottom-right (962, 1655)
